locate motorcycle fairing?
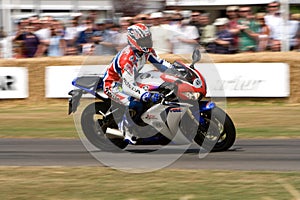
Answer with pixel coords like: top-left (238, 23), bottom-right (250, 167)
top-left (68, 76), bottom-right (105, 115)
top-left (71, 76), bottom-right (103, 95)
top-left (141, 102), bottom-right (193, 144)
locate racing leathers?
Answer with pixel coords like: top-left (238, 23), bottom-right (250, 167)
top-left (103, 45), bottom-right (172, 107)
top-left (102, 45), bottom-right (172, 143)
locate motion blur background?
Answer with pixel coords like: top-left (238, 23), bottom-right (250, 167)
top-left (0, 0), bottom-right (299, 58)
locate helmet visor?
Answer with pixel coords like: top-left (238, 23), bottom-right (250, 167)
top-left (137, 35), bottom-right (153, 49)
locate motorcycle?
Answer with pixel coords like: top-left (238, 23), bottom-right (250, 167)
top-left (68, 49), bottom-right (236, 152)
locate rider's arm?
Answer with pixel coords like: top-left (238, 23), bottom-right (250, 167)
top-left (147, 48), bottom-right (173, 72)
top-left (122, 62), bottom-right (147, 101)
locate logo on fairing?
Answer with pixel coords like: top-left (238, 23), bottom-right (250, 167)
top-left (169, 108), bottom-right (182, 112)
top-left (193, 78), bottom-right (202, 88)
top-left (142, 85), bottom-right (149, 90)
top-left (145, 114), bottom-right (157, 119)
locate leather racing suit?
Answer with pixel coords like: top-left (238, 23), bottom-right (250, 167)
top-left (103, 45), bottom-right (172, 107)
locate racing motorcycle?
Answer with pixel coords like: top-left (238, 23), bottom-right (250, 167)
top-left (68, 49), bottom-right (236, 152)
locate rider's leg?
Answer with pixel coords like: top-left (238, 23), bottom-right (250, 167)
top-left (128, 97), bottom-right (144, 125)
top-left (104, 82), bottom-right (138, 144)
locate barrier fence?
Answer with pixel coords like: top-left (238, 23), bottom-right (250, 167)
top-left (0, 52), bottom-right (299, 105)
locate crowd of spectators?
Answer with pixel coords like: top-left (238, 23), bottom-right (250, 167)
top-left (0, 1), bottom-right (299, 58)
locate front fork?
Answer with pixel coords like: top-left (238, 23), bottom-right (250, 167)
top-left (194, 101), bottom-right (216, 126)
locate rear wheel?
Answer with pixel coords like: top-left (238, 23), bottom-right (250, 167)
top-left (81, 101), bottom-right (128, 152)
top-left (194, 106), bottom-right (236, 152)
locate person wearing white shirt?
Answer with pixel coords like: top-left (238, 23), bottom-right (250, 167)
top-left (264, 1), bottom-right (283, 51)
top-left (170, 14), bottom-right (200, 54)
top-left (149, 12), bottom-right (173, 54)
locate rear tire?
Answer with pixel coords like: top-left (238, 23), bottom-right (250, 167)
top-left (194, 106), bottom-right (236, 152)
top-left (81, 101), bottom-right (128, 152)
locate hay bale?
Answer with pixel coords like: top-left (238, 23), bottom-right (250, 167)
top-left (0, 52), bottom-right (299, 105)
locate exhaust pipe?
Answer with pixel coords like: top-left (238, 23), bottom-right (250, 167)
top-left (106, 128), bottom-right (124, 138)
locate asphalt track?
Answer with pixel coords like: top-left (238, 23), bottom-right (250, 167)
top-left (0, 138), bottom-right (299, 171)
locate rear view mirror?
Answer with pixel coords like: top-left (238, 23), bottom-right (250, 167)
top-left (192, 49), bottom-right (201, 63)
top-left (190, 48), bottom-right (201, 69)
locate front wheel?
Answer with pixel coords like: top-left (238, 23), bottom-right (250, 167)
top-left (194, 106), bottom-right (236, 152)
top-left (81, 101), bottom-right (128, 152)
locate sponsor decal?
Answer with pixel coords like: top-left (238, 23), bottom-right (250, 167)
top-left (169, 108), bottom-right (182, 112)
top-left (193, 78), bottom-right (202, 88)
top-left (123, 78), bottom-right (141, 94)
top-left (0, 67), bottom-right (28, 99)
top-left (0, 75), bottom-right (15, 90)
top-left (145, 114), bottom-right (157, 120)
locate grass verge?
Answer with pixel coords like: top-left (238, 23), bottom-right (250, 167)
top-left (0, 167), bottom-right (299, 200)
top-left (0, 103), bottom-right (299, 139)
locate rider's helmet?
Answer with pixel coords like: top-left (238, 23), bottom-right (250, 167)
top-left (127, 23), bottom-right (153, 53)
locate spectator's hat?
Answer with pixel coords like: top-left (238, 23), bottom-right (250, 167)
top-left (226, 6), bottom-right (239, 12)
top-left (150, 12), bottom-right (163, 19)
top-left (213, 18), bottom-right (229, 26)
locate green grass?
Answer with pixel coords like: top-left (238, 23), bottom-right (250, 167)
top-left (0, 103), bottom-right (300, 200)
top-left (0, 167), bottom-right (299, 200)
top-left (0, 103), bottom-right (300, 139)
top-left (0, 105), bottom-right (77, 138)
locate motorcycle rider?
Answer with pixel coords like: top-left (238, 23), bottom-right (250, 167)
top-left (102, 23), bottom-right (173, 144)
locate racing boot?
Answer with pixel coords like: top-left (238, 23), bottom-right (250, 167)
top-left (118, 114), bottom-right (137, 145)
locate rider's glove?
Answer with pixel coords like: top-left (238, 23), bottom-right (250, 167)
top-left (141, 92), bottom-right (162, 103)
top-left (151, 93), bottom-right (162, 103)
top-left (141, 92), bottom-right (152, 102)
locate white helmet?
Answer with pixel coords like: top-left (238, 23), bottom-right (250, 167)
top-left (127, 23), bottom-right (153, 53)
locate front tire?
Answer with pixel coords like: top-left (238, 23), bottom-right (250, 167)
top-left (81, 101), bottom-right (128, 152)
top-left (194, 106), bottom-right (236, 152)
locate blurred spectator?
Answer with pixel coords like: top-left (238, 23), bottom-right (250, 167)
top-left (35, 16), bottom-right (52, 56)
top-left (287, 14), bottom-right (299, 50)
top-left (13, 24), bottom-right (42, 58)
top-left (115, 17), bottom-right (132, 51)
top-left (0, 27), bottom-right (7, 58)
top-left (35, 17), bottom-right (52, 42)
top-left (149, 12), bottom-right (172, 54)
top-left (77, 16), bottom-right (89, 32)
top-left (64, 16), bottom-right (83, 55)
top-left (199, 13), bottom-right (216, 47)
top-left (226, 6), bottom-right (240, 53)
top-left (206, 18), bottom-right (234, 54)
top-left (47, 24), bottom-right (66, 56)
top-left (0, 27), bottom-right (6, 39)
top-left (237, 6), bottom-right (260, 52)
top-left (256, 13), bottom-right (271, 51)
top-left (3, 6), bottom-right (300, 59)
top-left (12, 19), bottom-right (27, 58)
top-left (133, 14), bottom-right (151, 27)
top-left (296, 14), bottom-right (300, 49)
top-left (87, 10), bottom-right (98, 28)
top-left (189, 11), bottom-right (202, 36)
top-left (264, 1), bottom-right (283, 51)
top-left (296, 25), bottom-right (300, 51)
top-left (75, 18), bottom-right (97, 55)
top-left (29, 16), bottom-right (41, 32)
top-left (161, 13), bottom-right (173, 28)
top-left (93, 19), bottom-right (119, 55)
top-left (170, 13), bottom-right (200, 54)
